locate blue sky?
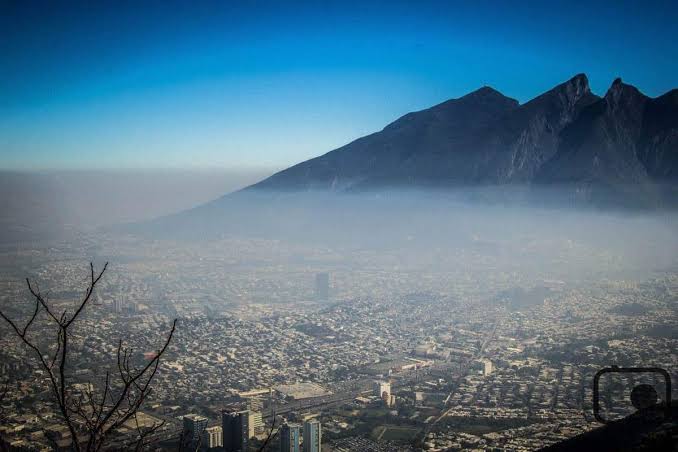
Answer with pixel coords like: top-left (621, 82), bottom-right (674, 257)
top-left (1, 0), bottom-right (677, 170)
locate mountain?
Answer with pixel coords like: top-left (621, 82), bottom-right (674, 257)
top-left (251, 74), bottom-right (600, 190)
top-left (535, 78), bottom-right (678, 206)
top-left (243, 74), bottom-right (677, 207)
top-left (127, 74), bottom-right (678, 242)
top-left (637, 88), bottom-right (678, 180)
top-left (252, 85), bottom-right (520, 191)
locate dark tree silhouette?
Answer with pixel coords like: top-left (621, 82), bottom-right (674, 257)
top-left (0, 263), bottom-right (177, 451)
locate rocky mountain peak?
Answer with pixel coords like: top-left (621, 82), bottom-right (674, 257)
top-left (547, 73), bottom-right (592, 108)
top-left (604, 77), bottom-right (648, 110)
top-left (462, 86), bottom-right (510, 100)
top-left (563, 73), bottom-right (591, 97)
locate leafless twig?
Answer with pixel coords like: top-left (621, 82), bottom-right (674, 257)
top-left (132, 413), bottom-right (166, 452)
top-left (257, 410), bottom-right (279, 452)
top-left (0, 263), bottom-right (177, 452)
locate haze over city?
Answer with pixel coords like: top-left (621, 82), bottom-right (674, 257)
top-left (1, 1), bottom-right (677, 451)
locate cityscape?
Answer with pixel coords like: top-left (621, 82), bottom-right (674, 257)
top-left (0, 222), bottom-right (676, 450)
top-left (2, 1), bottom-right (678, 451)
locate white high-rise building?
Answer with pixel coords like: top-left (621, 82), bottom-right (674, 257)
top-left (482, 359), bottom-right (493, 376)
top-left (373, 380), bottom-right (391, 401)
top-left (201, 425), bottom-right (223, 450)
top-left (248, 410), bottom-right (263, 436)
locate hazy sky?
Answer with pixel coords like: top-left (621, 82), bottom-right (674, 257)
top-left (2, 0), bottom-right (677, 170)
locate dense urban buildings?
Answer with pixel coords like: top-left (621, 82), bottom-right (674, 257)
top-left (0, 228), bottom-right (676, 450)
top-left (3, 0), bottom-right (678, 449)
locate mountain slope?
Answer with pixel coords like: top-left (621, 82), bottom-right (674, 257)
top-left (252, 86), bottom-right (519, 191)
top-left (637, 88), bottom-right (678, 181)
top-left (457, 72), bottom-right (597, 184)
top-left (124, 74), bottom-right (678, 241)
top-left (535, 78), bottom-right (678, 206)
top-left (249, 74), bottom-right (600, 191)
top-left (237, 74), bottom-right (678, 209)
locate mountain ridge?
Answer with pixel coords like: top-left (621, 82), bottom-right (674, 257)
top-left (238, 74), bottom-right (676, 207)
top-left (5, 76), bottom-right (676, 247)
top-left (127, 73), bottom-right (678, 241)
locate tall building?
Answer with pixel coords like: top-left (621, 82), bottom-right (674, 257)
top-left (374, 380), bottom-right (391, 401)
top-left (314, 273), bottom-right (329, 302)
top-left (482, 359), bottom-right (493, 376)
top-left (113, 298), bottom-right (124, 313)
top-left (280, 422), bottom-right (302, 452)
top-left (182, 414), bottom-right (208, 450)
top-left (303, 419), bottom-right (321, 452)
top-left (201, 425), bottom-right (223, 451)
top-left (222, 410), bottom-right (250, 452)
top-left (248, 410), bottom-right (263, 436)
top-left (246, 397), bottom-right (264, 412)
top-left (474, 358), bottom-right (493, 376)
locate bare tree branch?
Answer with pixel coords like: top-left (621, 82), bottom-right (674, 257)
top-left (257, 410), bottom-right (279, 452)
top-left (132, 413), bottom-right (165, 452)
top-left (0, 262), bottom-right (177, 452)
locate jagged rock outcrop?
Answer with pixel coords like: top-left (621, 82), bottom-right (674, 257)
top-left (535, 78), bottom-right (678, 205)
